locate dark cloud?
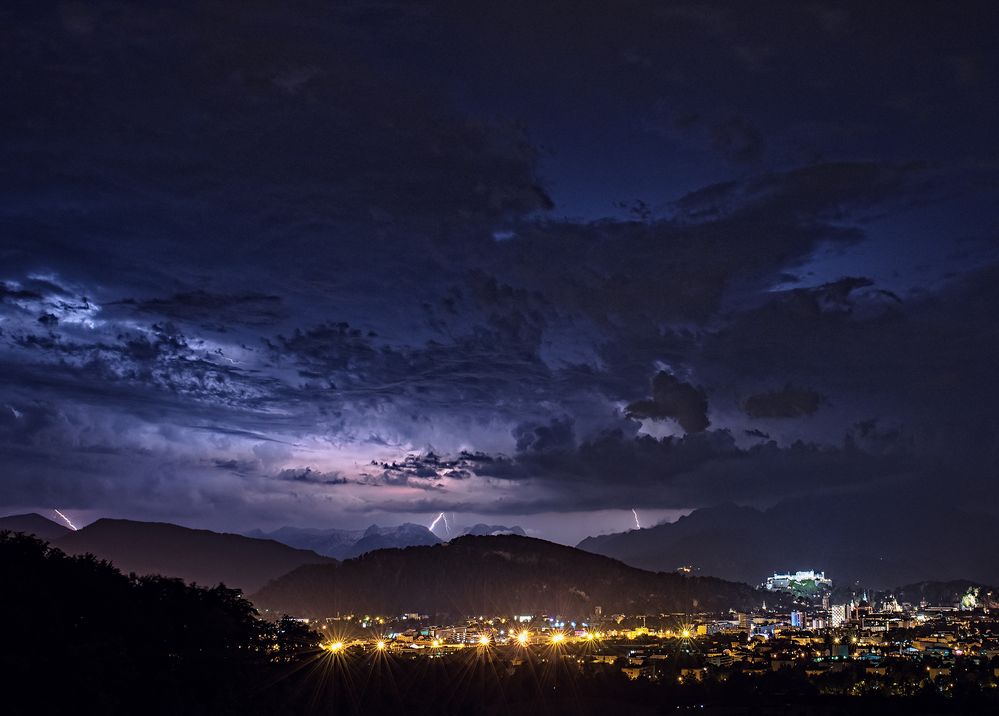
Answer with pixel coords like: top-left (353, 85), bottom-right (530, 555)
top-left (362, 451), bottom-right (500, 487)
top-left (491, 161), bottom-right (934, 340)
top-left (513, 417), bottom-right (575, 453)
top-left (120, 291), bottom-right (285, 329)
top-left (698, 262), bottom-right (999, 499)
top-left (672, 162), bottom-right (929, 222)
top-left (276, 467), bottom-right (348, 485)
top-left (361, 426), bottom-right (916, 515)
top-left (2, 1), bottom-right (999, 538)
top-left (626, 372), bottom-right (709, 433)
top-left (742, 385), bottom-right (824, 419)
top-left (846, 419), bottom-right (913, 457)
top-left (647, 110), bottom-right (765, 165)
top-left (710, 117), bottom-right (766, 164)
top-left (0, 282), bottom-right (42, 302)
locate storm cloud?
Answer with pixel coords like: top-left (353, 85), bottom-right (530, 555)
top-left (743, 385), bottom-right (824, 419)
top-left (626, 372), bottom-right (710, 433)
top-left (2, 1), bottom-right (998, 540)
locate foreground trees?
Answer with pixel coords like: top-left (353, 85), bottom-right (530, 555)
top-left (0, 531), bottom-right (313, 715)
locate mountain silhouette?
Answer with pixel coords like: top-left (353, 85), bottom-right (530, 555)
top-left (0, 512), bottom-right (72, 541)
top-left (247, 522), bottom-right (442, 559)
top-left (252, 533), bottom-right (766, 618)
top-left (248, 522), bottom-right (529, 559)
top-left (577, 497), bottom-right (999, 588)
top-left (57, 518), bottom-right (334, 593)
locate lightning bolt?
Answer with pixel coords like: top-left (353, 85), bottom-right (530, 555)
top-left (441, 512), bottom-right (450, 537)
top-left (429, 512), bottom-right (445, 535)
top-left (53, 509), bottom-right (78, 531)
top-left (631, 508), bottom-right (641, 530)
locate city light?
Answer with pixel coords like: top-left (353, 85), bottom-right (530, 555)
top-left (550, 632), bottom-right (565, 645)
top-left (681, 629), bottom-right (692, 639)
top-left (325, 641), bottom-right (344, 653)
top-left (517, 630), bottom-right (529, 645)
top-left (478, 635), bottom-right (491, 646)
top-left (376, 641), bottom-right (386, 651)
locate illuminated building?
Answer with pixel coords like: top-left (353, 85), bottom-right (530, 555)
top-left (852, 598), bottom-right (871, 624)
top-left (764, 570), bottom-right (832, 592)
top-left (705, 652), bottom-right (733, 667)
top-left (831, 604), bottom-right (847, 627)
top-left (737, 612), bottom-right (751, 634)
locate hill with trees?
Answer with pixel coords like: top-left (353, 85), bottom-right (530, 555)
top-left (0, 531), bottom-right (318, 715)
top-left (252, 533), bottom-right (765, 618)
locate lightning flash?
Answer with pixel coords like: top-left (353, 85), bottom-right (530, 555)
top-left (631, 508), bottom-right (641, 530)
top-left (53, 509), bottom-right (78, 531)
top-left (429, 511), bottom-right (450, 536)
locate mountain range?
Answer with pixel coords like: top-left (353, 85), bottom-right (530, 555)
top-left (0, 512), bottom-right (72, 541)
top-left (251, 533), bottom-right (766, 618)
top-left (5, 504), bottom-right (996, 614)
top-left (577, 497), bottom-right (999, 589)
top-left (246, 522), bottom-right (525, 559)
top-left (0, 514), bottom-right (334, 593)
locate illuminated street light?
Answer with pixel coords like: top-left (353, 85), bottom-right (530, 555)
top-left (326, 641), bottom-right (344, 653)
top-left (550, 632), bottom-right (565, 645)
top-left (517, 630), bottom-right (529, 645)
top-left (478, 635), bottom-right (491, 646)
top-left (681, 629), bottom-right (692, 639)
top-left (376, 641), bottom-right (386, 651)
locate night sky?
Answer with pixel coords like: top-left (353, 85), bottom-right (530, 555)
top-left (2, 1), bottom-right (998, 543)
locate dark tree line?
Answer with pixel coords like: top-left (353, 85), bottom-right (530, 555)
top-left (1, 531), bottom-right (314, 715)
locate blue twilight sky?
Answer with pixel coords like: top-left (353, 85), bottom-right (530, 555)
top-left (1, 1), bottom-right (998, 543)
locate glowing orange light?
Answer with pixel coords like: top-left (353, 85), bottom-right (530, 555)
top-left (517, 630), bottom-right (529, 645)
top-left (478, 635), bottom-right (491, 646)
top-left (376, 641), bottom-right (386, 651)
top-left (550, 632), bottom-right (565, 645)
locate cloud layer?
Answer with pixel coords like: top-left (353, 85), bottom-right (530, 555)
top-left (1, 1), bottom-right (998, 539)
